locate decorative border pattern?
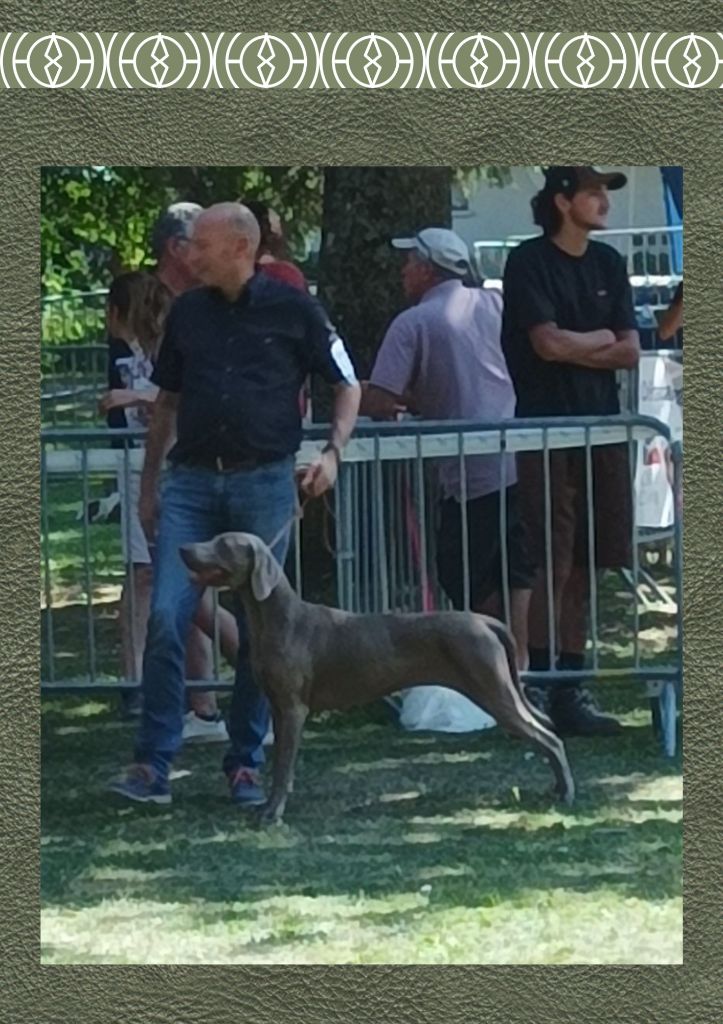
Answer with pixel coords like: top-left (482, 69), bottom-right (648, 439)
top-left (1, 31), bottom-right (721, 89)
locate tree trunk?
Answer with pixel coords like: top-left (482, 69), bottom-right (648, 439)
top-left (317, 167), bottom-right (452, 388)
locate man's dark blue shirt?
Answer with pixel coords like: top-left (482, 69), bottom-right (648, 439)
top-left (151, 272), bottom-right (356, 465)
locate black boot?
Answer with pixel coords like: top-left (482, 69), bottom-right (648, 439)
top-left (550, 686), bottom-right (623, 737)
top-left (526, 648), bottom-right (553, 718)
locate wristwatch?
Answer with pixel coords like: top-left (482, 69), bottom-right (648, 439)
top-left (321, 441), bottom-right (342, 466)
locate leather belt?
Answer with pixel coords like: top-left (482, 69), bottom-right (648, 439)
top-left (180, 452), bottom-right (281, 473)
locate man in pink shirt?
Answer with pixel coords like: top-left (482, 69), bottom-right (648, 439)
top-left (362, 228), bottom-right (534, 667)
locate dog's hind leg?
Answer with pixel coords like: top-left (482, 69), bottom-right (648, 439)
top-left (494, 699), bottom-right (575, 806)
top-left (485, 618), bottom-right (556, 732)
top-left (452, 645), bottom-right (575, 805)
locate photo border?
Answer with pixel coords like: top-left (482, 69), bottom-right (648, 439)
top-left (1, 1), bottom-right (721, 1020)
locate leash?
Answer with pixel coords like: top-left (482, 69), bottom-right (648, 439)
top-left (267, 489), bottom-right (311, 553)
top-left (267, 453), bottom-right (341, 554)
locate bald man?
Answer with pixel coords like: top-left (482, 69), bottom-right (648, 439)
top-left (109, 203), bottom-right (360, 807)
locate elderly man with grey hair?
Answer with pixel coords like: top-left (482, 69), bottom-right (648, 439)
top-left (151, 200), bottom-right (236, 742)
top-left (362, 228), bottom-right (535, 667)
top-left (150, 201), bottom-right (203, 296)
top-left (109, 202), bottom-right (361, 808)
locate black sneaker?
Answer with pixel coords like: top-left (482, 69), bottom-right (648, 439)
top-left (550, 686), bottom-right (623, 737)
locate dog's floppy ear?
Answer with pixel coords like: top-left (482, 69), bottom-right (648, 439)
top-left (248, 535), bottom-right (283, 602)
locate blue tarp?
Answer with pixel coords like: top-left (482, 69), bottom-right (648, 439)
top-left (660, 166), bottom-right (683, 274)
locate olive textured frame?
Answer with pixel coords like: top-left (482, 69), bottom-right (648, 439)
top-left (1, 0), bottom-right (722, 1020)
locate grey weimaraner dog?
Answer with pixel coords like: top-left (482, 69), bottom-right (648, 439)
top-left (180, 532), bottom-right (575, 824)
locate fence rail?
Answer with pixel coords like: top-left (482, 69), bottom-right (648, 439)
top-left (474, 224), bottom-right (683, 287)
top-left (41, 416), bottom-right (682, 731)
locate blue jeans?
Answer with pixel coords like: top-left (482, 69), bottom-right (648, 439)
top-left (134, 458), bottom-right (296, 780)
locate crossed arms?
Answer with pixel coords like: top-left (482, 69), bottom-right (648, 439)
top-left (529, 324), bottom-right (640, 370)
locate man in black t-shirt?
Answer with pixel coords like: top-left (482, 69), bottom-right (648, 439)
top-left (502, 166), bottom-right (640, 737)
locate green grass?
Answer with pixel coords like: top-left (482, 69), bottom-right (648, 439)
top-left (41, 457), bottom-right (682, 964)
top-left (41, 693), bottom-right (682, 965)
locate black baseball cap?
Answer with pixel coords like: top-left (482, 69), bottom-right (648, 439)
top-left (542, 166), bottom-right (627, 197)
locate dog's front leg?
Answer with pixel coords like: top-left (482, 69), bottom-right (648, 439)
top-left (257, 697), bottom-right (308, 826)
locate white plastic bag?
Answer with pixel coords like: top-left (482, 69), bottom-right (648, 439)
top-left (398, 685), bottom-right (497, 733)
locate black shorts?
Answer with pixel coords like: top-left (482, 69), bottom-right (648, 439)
top-left (516, 443), bottom-right (633, 572)
top-left (436, 485), bottom-right (536, 610)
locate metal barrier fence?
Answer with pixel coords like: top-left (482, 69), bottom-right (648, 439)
top-left (41, 289), bottom-right (108, 345)
top-left (41, 415), bottom-right (682, 755)
top-left (41, 343), bottom-right (109, 427)
top-left (619, 347), bottom-right (683, 417)
top-left (332, 417), bottom-right (682, 688)
top-left (475, 225), bottom-right (683, 287)
top-left (41, 289), bottom-right (109, 426)
top-left (41, 345), bottom-right (682, 433)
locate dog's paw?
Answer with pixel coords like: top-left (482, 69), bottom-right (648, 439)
top-left (254, 803), bottom-right (283, 828)
top-left (554, 784), bottom-right (576, 807)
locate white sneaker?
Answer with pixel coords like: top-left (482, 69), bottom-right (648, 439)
top-left (182, 711), bottom-right (229, 744)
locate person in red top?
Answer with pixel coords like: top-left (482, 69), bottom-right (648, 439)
top-left (243, 200), bottom-right (308, 292)
top-left (244, 200), bottom-right (311, 418)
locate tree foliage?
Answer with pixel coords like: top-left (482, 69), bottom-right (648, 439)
top-left (41, 166), bottom-right (323, 296)
top-left (41, 165), bottom-right (511, 360)
top-left (317, 166), bottom-right (453, 380)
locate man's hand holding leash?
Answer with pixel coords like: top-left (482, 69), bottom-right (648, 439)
top-left (298, 443), bottom-right (341, 498)
top-left (299, 380), bottom-right (360, 499)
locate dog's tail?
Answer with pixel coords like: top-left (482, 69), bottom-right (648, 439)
top-left (486, 619), bottom-right (556, 732)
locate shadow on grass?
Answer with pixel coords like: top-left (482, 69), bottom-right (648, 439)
top-left (42, 694), bottom-right (682, 938)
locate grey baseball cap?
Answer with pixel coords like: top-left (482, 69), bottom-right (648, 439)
top-left (392, 227), bottom-right (471, 277)
top-left (150, 201), bottom-right (203, 259)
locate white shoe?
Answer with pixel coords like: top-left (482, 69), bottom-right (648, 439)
top-left (182, 711), bottom-right (229, 744)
